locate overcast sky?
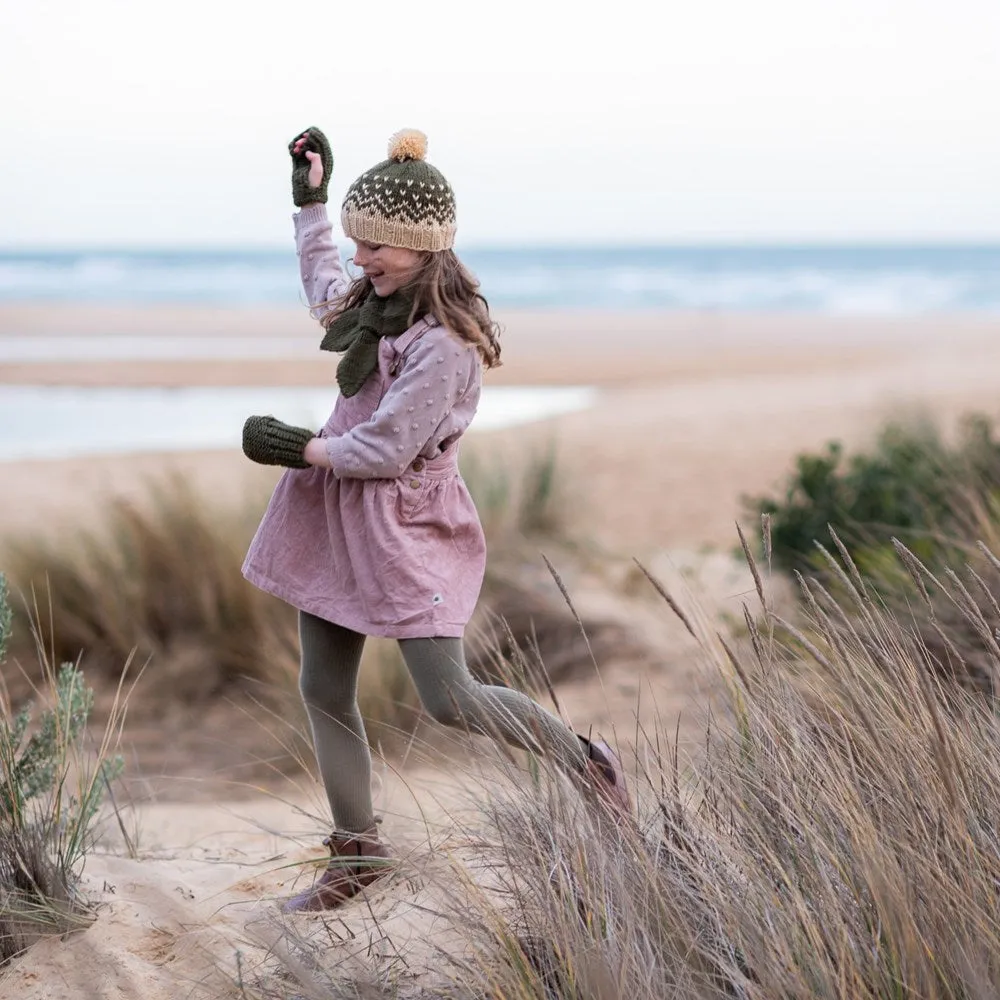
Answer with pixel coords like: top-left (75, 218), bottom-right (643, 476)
top-left (4, 0), bottom-right (999, 246)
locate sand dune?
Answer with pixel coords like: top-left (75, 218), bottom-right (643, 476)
top-left (7, 768), bottom-right (490, 1000)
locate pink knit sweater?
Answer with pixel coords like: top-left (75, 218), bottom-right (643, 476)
top-left (294, 204), bottom-right (481, 476)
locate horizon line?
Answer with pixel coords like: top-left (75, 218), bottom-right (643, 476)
top-left (3, 239), bottom-right (1000, 254)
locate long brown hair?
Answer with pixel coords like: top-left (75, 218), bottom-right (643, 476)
top-left (327, 250), bottom-right (502, 369)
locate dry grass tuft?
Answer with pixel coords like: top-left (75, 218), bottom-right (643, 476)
top-left (2, 474), bottom-right (300, 707)
top-left (2, 448), bottom-right (621, 782)
top-left (0, 823), bottom-right (92, 966)
top-left (247, 539), bottom-right (1000, 999)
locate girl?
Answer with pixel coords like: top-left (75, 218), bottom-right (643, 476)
top-left (241, 126), bottom-right (629, 913)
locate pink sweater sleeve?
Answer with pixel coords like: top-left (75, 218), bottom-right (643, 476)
top-left (324, 328), bottom-right (480, 479)
top-left (294, 204), bottom-right (350, 322)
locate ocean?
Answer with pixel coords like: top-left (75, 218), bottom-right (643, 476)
top-left (0, 385), bottom-right (597, 462)
top-left (2, 245), bottom-right (999, 314)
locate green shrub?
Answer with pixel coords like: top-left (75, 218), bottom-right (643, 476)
top-left (1, 662), bottom-right (124, 866)
top-left (0, 574), bottom-right (125, 964)
top-left (747, 413), bottom-right (1000, 573)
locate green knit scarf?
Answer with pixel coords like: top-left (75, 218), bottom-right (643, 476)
top-left (320, 290), bottom-right (415, 397)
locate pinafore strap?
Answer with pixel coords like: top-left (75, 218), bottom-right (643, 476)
top-left (388, 316), bottom-right (438, 375)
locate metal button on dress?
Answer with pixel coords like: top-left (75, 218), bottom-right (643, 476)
top-left (412, 458), bottom-right (425, 471)
top-left (409, 480), bottom-right (421, 489)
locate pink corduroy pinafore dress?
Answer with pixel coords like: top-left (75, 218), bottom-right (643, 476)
top-left (242, 317), bottom-right (488, 639)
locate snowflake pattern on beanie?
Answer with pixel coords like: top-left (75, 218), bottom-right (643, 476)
top-left (341, 130), bottom-right (457, 253)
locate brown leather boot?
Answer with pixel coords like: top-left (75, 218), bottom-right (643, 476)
top-left (282, 829), bottom-right (395, 914)
top-left (579, 736), bottom-right (632, 821)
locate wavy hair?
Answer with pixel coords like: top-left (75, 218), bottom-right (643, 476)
top-left (325, 251), bottom-right (502, 369)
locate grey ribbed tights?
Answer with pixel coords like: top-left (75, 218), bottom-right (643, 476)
top-left (298, 611), bottom-right (589, 833)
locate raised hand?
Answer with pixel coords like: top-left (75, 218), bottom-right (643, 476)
top-left (288, 127), bottom-right (334, 207)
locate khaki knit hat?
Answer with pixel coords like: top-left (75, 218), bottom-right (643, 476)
top-left (341, 130), bottom-right (457, 252)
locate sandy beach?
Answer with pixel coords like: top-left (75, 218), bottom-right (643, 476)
top-left (4, 304), bottom-right (1000, 552)
top-left (4, 304), bottom-right (1000, 998)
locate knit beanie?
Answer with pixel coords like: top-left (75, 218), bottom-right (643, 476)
top-left (341, 130), bottom-right (457, 252)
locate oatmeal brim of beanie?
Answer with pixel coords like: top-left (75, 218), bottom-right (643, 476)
top-left (341, 129), bottom-right (457, 252)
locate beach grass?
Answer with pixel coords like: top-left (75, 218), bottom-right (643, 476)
top-left (0, 446), bottom-right (616, 770)
top-left (2, 474), bottom-right (300, 705)
top-left (244, 536), bottom-right (1000, 999)
top-left (10, 414), bottom-right (1000, 994)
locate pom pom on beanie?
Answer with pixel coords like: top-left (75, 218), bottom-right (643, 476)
top-left (388, 129), bottom-right (428, 162)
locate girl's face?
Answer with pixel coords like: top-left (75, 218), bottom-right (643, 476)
top-left (353, 240), bottom-right (423, 297)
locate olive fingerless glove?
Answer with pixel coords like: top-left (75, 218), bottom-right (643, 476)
top-left (288, 126), bottom-right (334, 206)
top-left (242, 415), bottom-right (315, 469)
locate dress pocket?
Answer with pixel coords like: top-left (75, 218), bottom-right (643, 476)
top-left (398, 475), bottom-right (432, 522)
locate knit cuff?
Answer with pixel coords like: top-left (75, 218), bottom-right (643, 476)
top-left (324, 436), bottom-right (350, 477)
top-left (293, 204), bottom-right (330, 228)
